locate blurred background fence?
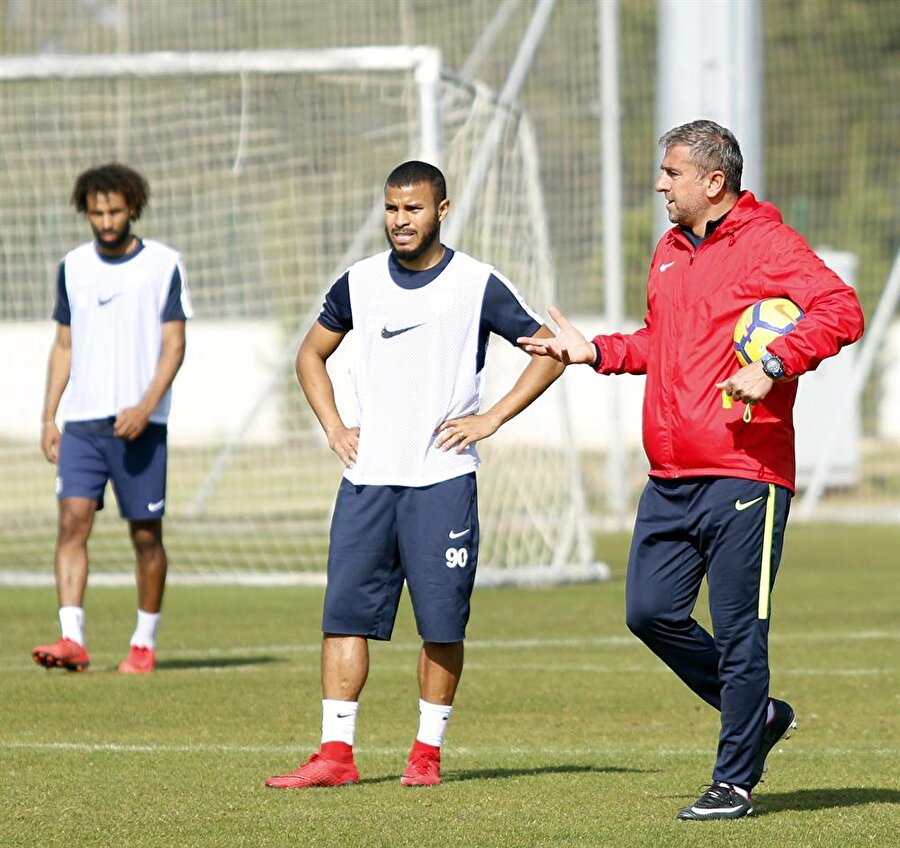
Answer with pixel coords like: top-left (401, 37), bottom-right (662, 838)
top-left (0, 0), bottom-right (897, 578)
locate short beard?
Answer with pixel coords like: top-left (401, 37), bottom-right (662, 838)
top-left (385, 218), bottom-right (440, 263)
top-left (92, 221), bottom-right (133, 252)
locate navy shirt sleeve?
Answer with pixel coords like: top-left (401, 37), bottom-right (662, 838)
top-left (161, 265), bottom-right (189, 322)
top-left (477, 273), bottom-right (542, 372)
top-left (318, 271), bottom-right (353, 332)
top-left (52, 262), bottom-right (70, 325)
top-left (480, 273), bottom-right (542, 344)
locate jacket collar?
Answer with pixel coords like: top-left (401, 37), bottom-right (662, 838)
top-left (665, 191), bottom-right (783, 249)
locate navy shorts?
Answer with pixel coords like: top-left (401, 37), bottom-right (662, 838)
top-left (56, 418), bottom-right (168, 520)
top-left (323, 473), bottom-right (479, 643)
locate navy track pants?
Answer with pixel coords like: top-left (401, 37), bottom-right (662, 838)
top-left (625, 476), bottom-right (791, 789)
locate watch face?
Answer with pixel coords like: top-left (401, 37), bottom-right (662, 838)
top-left (764, 358), bottom-right (783, 378)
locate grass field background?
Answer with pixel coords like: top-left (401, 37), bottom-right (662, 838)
top-left (2, 524), bottom-right (898, 847)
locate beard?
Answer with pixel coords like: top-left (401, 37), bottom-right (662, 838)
top-left (92, 220), bottom-right (133, 252)
top-left (385, 216), bottom-right (440, 263)
top-left (664, 183), bottom-right (708, 230)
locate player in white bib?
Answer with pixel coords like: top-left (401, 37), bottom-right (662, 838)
top-left (266, 161), bottom-right (564, 789)
top-left (32, 163), bottom-right (192, 675)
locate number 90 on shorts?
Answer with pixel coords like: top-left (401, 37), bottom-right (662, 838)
top-left (445, 546), bottom-right (469, 568)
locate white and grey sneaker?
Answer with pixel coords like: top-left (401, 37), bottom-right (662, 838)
top-left (677, 783), bottom-right (753, 821)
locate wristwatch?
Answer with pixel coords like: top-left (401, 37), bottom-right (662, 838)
top-left (761, 351), bottom-right (785, 380)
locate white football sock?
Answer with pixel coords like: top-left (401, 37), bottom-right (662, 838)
top-left (766, 699), bottom-right (776, 724)
top-left (715, 781), bottom-right (750, 800)
top-left (130, 609), bottom-right (161, 649)
top-left (416, 699), bottom-right (453, 748)
top-left (321, 699), bottom-right (359, 746)
top-left (59, 606), bottom-right (85, 645)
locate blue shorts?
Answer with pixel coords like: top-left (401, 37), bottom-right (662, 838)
top-left (57, 418), bottom-right (168, 520)
top-left (323, 473), bottom-right (479, 643)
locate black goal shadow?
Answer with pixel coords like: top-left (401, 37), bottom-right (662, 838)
top-left (154, 655), bottom-right (283, 671)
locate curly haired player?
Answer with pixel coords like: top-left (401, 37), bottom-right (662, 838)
top-left (33, 163), bottom-right (192, 675)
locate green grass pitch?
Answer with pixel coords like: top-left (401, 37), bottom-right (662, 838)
top-left (2, 524), bottom-right (898, 847)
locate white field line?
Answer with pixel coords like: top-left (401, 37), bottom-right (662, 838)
top-left (2, 661), bottom-right (892, 677)
top-left (1, 631), bottom-right (896, 674)
top-left (3, 660), bottom-right (892, 676)
top-left (154, 629), bottom-right (900, 652)
top-left (29, 629), bottom-right (900, 656)
top-left (1, 739), bottom-right (896, 759)
top-left (463, 664), bottom-right (892, 676)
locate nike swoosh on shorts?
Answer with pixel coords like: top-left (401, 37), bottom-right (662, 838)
top-left (734, 496), bottom-right (764, 511)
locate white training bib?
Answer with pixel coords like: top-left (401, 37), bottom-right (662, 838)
top-left (60, 239), bottom-right (192, 424)
top-left (344, 249), bottom-right (494, 486)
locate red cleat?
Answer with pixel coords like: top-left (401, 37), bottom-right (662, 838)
top-left (400, 742), bottom-right (442, 787)
top-left (266, 751), bottom-right (359, 789)
top-left (32, 637), bottom-right (90, 672)
top-left (118, 645), bottom-right (157, 674)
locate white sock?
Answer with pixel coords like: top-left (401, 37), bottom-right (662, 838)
top-left (415, 699), bottom-right (453, 748)
top-left (766, 699), bottom-right (776, 724)
top-left (59, 606), bottom-right (85, 645)
top-left (716, 781), bottom-right (750, 800)
top-left (321, 699), bottom-right (359, 746)
top-left (130, 609), bottom-right (161, 649)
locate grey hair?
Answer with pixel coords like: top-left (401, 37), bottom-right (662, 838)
top-left (658, 119), bottom-right (743, 194)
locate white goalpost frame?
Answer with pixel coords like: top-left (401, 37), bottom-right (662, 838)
top-left (0, 43), bottom-right (606, 587)
top-left (0, 47), bottom-right (443, 171)
top-left (183, 38), bottom-right (601, 583)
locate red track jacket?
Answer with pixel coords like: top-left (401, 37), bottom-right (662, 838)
top-left (593, 191), bottom-right (865, 492)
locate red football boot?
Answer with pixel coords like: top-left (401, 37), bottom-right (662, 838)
top-left (118, 645), bottom-right (157, 674)
top-left (32, 637), bottom-right (90, 672)
top-left (400, 740), bottom-right (442, 787)
top-left (266, 743), bottom-right (359, 789)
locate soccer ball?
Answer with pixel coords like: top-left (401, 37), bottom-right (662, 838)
top-left (733, 297), bottom-right (804, 367)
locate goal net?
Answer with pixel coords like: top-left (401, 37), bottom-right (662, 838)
top-left (0, 49), bottom-right (605, 586)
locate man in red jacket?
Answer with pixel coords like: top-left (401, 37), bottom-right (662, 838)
top-left (519, 119), bottom-right (864, 820)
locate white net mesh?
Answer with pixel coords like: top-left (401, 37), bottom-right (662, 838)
top-left (0, 50), bottom-right (598, 582)
top-left (3, 1), bottom-right (895, 535)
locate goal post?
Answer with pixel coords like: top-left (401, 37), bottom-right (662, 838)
top-left (0, 48), bottom-right (607, 587)
top-left (0, 47), bottom-right (443, 166)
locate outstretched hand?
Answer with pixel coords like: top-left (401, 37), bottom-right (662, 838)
top-left (517, 306), bottom-right (595, 366)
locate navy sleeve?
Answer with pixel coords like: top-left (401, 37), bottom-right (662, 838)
top-left (161, 266), bottom-right (189, 322)
top-left (480, 273), bottom-right (542, 344)
top-left (51, 262), bottom-right (70, 325)
top-left (318, 272), bottom-right (352, 332)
